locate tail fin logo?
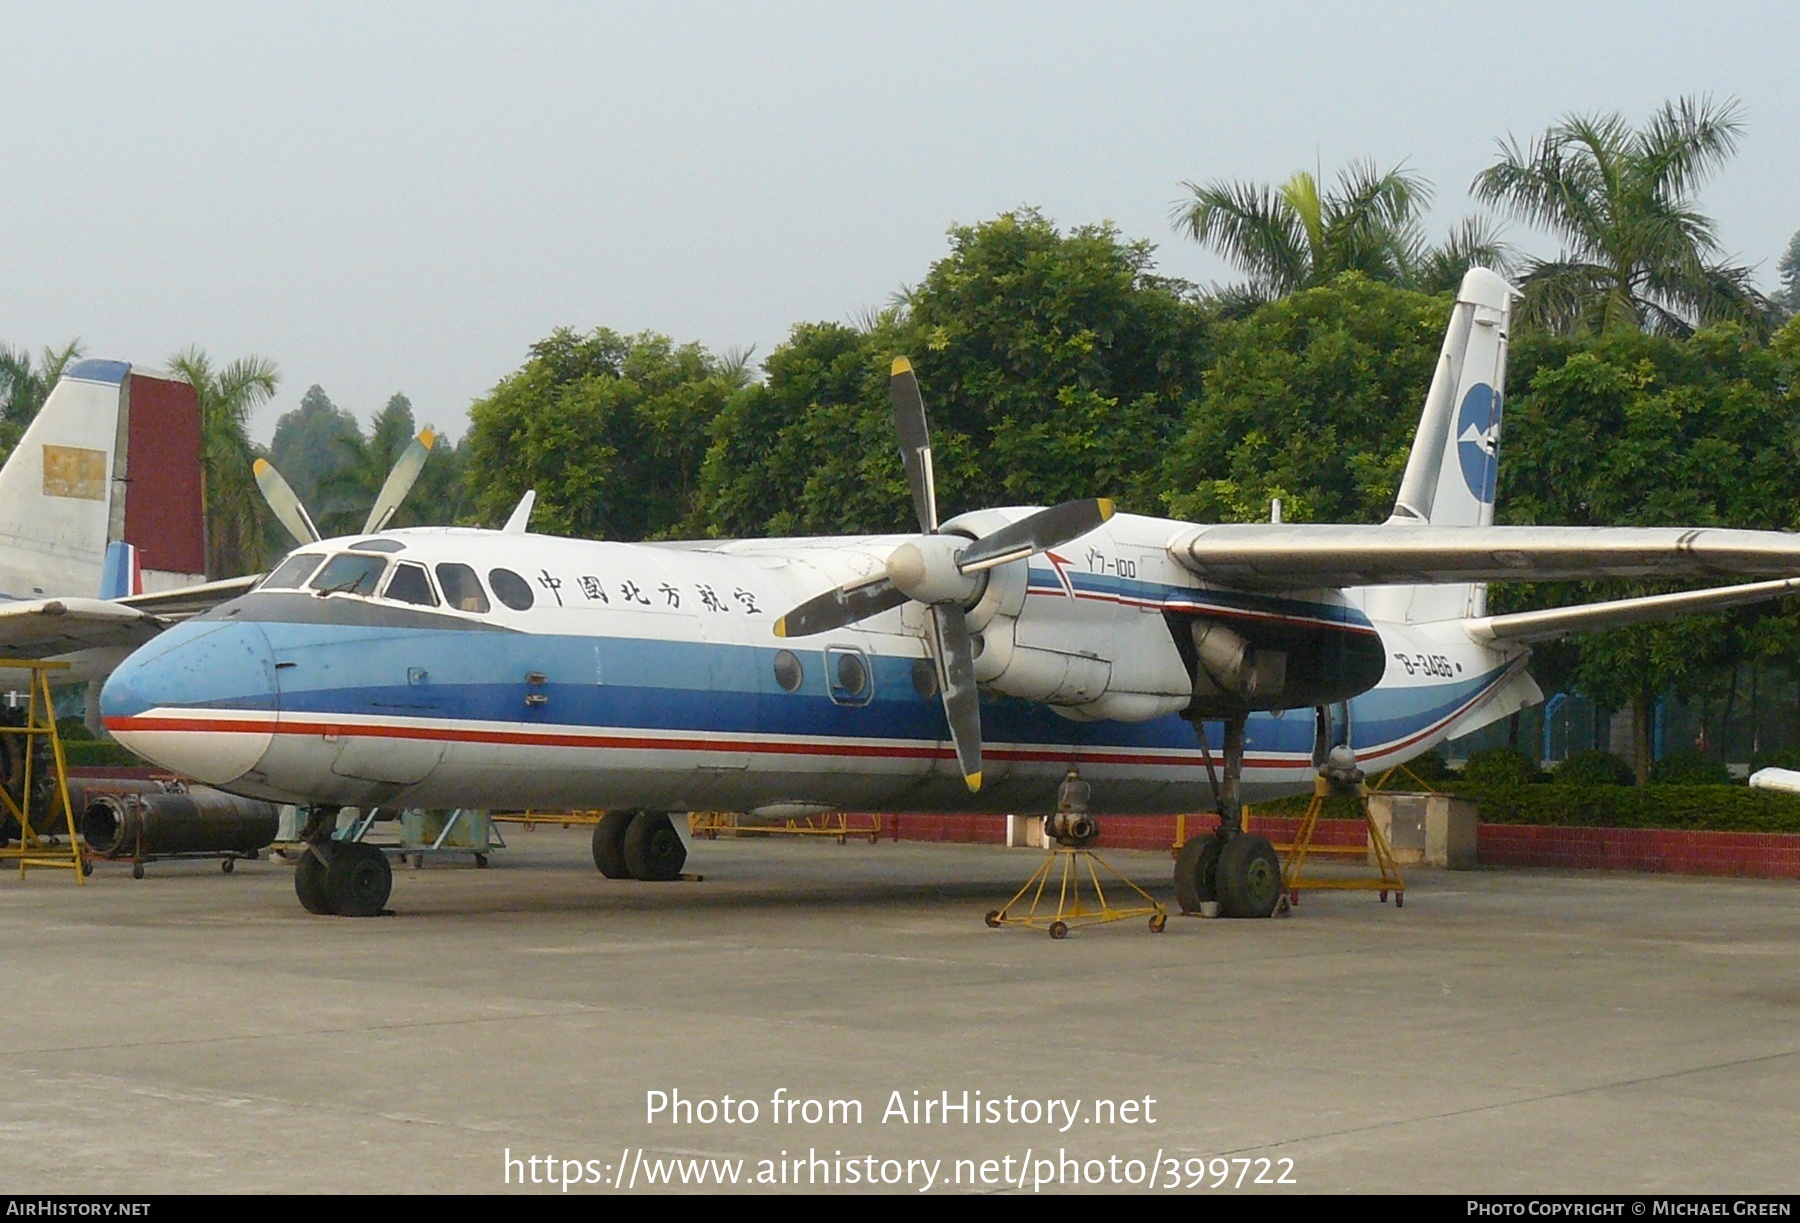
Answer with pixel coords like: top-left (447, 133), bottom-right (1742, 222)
top-left (1456, 383), bottom-right (1501, 505)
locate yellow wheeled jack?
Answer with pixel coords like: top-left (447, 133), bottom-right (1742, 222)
top-left (0, 660), bottom-right (84, 884)
top-left (985, 771), bottom-right (1167, 938)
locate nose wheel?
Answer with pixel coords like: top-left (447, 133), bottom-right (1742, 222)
top-left (292, 808), bottom-right (394, 917)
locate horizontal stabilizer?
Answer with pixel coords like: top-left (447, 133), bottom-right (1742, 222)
top-left (1465, 577), bottom-right (1800, 644)
top-left (1171, 524), bottom-right (1800, 591)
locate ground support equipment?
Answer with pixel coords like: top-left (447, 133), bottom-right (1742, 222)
top-left (1274, 775), bottom-right (1406, 909)
top-left (986, 770), bottom-right (1166, 938)
top-left (690, 811), bottom-right (881, 844)
top-left (493, 809), bottom-right (605, 831)
top-left (0, 660), bottom-right (83, 884)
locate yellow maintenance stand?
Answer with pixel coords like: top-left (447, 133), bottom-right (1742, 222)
top-left (0, 660), bottom-right (84, 883)
top-left (1274, 754), bottom-right (1408, 910)
top-left (986, 770), bottom-right (1167, 939)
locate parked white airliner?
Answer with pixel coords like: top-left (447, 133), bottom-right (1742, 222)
top-left (101, 271), bottom-right (1800, 918)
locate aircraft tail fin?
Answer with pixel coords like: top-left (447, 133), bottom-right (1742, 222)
top-left (1375, 268), bottom-right (1514, 622)
top-left (0, 360), bottom-right (208, 602)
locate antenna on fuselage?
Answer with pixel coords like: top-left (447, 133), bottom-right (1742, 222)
top-left (502, 489), bottom-right (536, 534)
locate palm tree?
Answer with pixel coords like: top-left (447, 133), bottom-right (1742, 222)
top-left (0, 339), bottom-right (85, 459)
top-left (1473, 96), bottom-right (1777, 337)
top-left (1172, 161), bottom-right (1511, 304)
top-left (166, 347), bottom-right (280, 578)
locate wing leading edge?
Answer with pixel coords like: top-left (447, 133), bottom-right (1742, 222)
top-left (1169, 524), bottom-right (1800, 590)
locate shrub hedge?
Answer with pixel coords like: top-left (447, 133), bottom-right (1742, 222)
top-left (1252, 784), bottom-right (1800, 834)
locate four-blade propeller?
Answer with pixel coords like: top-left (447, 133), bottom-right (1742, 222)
top-left (774, 357), bottom-right (1114, 792)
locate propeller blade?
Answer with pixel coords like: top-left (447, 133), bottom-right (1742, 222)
top-left (958, 497), bottom-right (1116, 573)
top-left (774, 576), bottom-right (908, 638)
top-left (253, 458), bottom-right (320, 545)
top-left (929, 603), bottom-right (982, 791)
top-left (362, 429), bottom-right (436, 534)
top-left (889, 357), bottom-right (938, 534)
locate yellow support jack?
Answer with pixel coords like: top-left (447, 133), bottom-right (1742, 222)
top-left (985, 769), bottom-right (1167, 938)
top-left (1274, 774), bottom-right (1404, 910)
top-left (0, 660), bottom-right (84, 884)
top-left (986, 846), bottom-right (1167, 938)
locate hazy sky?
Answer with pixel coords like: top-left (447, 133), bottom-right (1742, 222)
top-left (3, 2), bottom-right (1795, 445)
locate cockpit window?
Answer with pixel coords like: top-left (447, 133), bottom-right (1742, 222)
top-left (309, 553), bottom-right (388, 596)
top-left (435, 563), bottom-right (490, 613)
top-left (383, 562), bottom-right (439, 607)
top-left (261, 553), bottom-right (325, 590)
top-left (349, 538), bottom-right (406, 553)
top-left (489, 568), bottom-right (535, 611)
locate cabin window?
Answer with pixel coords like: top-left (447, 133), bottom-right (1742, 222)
top-left (435, 564), bottom-right (490, 614)
top-left (309, 553), bottom-right (388, 596)
top-left (261, 553), bottom-right (324, 590)
top-left (383, 562), bottom-right (439, 607)
top-left (826, 645), bottom-right (873, 706)
top-left (489, 568), bottom-right (535, 611)
top-left (911, 656), bottom-right (938, 698)
top-left (773, 650), bottom-right (804, 692)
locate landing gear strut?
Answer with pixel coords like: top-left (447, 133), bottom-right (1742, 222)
top-left (1176, 712), bottom-right (1281, 918)
top-left (592, 811), bottom-right (688, 881)
top-left (293, 806), bottom-right (394, 917)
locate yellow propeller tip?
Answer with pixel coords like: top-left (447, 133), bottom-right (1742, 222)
top-left (966, 771), bottom-right (982, 793)
top-left (418, 429), bottom-right (436, 449)
top-left (772, 619), bottom-right (788, 638)
top-left (891, 356), bottom-right (913, 376)
top-left (253, 458), bottom-right (270, 475)
top-left (1097, 497), bottom-right (1116, 520)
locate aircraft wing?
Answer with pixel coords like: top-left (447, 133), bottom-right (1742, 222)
top-left (1465, 577), bottom-right (1800, 644)
top-left (0, 597), bottom-right (168, 660)
top-left (1168, 524), bottom-right (1800, 590)
top-left (120, 574), bottom-right (260, 619)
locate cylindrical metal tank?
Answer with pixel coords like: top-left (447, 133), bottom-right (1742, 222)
top-left (81, 786), bottom-right (279, 858)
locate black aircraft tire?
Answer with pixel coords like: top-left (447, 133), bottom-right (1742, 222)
top-left (295, 848), bottom-right (335, 915)
top-left (326, 843), bottom-right (392, 917)
top-left (623, 812), bottom-right (687, 882)
top-left (1173, 834), bottom-right (1221, 914)
top-left (1216, 833), bottom-right (1282, 919)
top-left (592, 811), bottom-right (636, 879)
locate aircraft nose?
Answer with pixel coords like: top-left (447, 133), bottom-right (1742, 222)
top-left (102, 620), bottom-right (279, 786)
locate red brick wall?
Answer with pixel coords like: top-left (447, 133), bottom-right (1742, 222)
top-left (877, 813), bottom-right (1800, 880)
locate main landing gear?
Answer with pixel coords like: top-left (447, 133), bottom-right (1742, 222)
top-left (294, 807), bottom-right (393, 917)
top-left (1175, 711), bottom-right (1282, 919)
top-left (591, 811), bottom-right (688, 882)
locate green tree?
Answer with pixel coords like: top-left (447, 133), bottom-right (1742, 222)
top-left (1779, 226), bottom-right (1800, 316)
top-left (691, 209), bottom-right (1213, 538)
top-left (166, 348), bottom-right (280, 577)
top-left (1161, 274), bottom-right (1450, 524)
top-left (315, 393), bottom-right (427, 536)
top-left (268, 385), bottom-right (360, 508)
top-left (465, 329), bottom-right (750, 540)
top-left (1171, 162), bottom-right (1509, 305)
top-left (1473, 96), bottom-right (1776, 337)
top-left (1494, 323), bottom-right (1800, 780)
top-left (0, 339), bottom-right (85, 462)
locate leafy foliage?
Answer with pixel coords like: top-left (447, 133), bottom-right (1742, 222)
top-left (1162, 275), bottom-right (1448, 524)
top-left (269, 386), bottom-right (360, 509)
top-left (1458, 747), bottom-right (1543, 787)
top-left (1474, 97), bottom-right (1777, 337)
top-left (166, 348), bottom-right (280, 578)
top-left (1648, 750), bottom-right (1733, 785)
top-left (1457, 783), bottom-right (1800, 831)
top-left (466, 329), bottom-right (751, 540)
top-left (0, 340), bottom-right (84, 463)
top-left (687, 209), bottom-right (1213, 537)
top-left (1549, 750), bottom-right (1634, 787)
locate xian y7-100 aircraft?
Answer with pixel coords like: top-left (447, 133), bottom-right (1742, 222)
top-left (102, 270), bottom-right (1800, 919)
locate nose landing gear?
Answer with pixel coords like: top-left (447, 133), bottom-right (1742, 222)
top-left (292, 807), bottom-right (394, 917)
